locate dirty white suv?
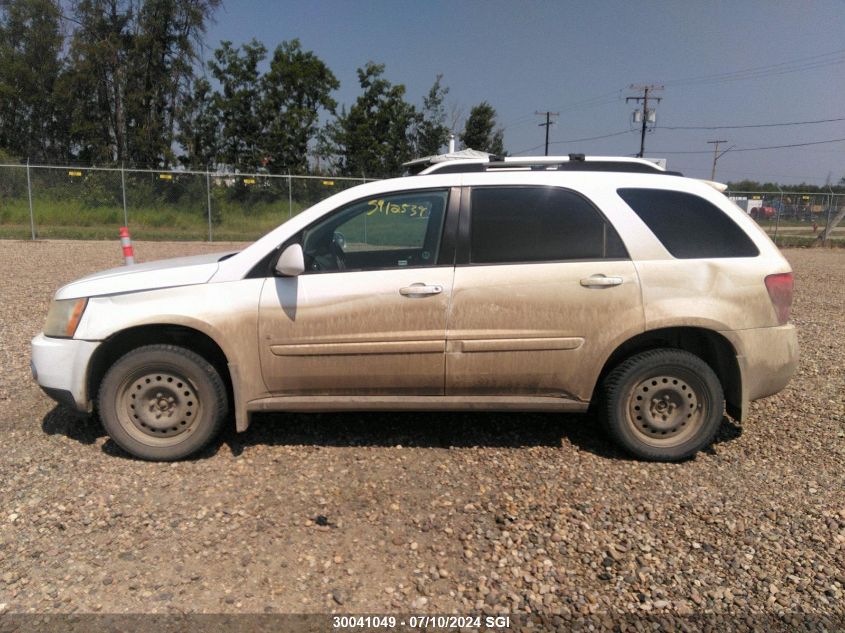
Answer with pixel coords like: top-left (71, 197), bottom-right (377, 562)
top-left (31, 157), bottom-right (798, 461)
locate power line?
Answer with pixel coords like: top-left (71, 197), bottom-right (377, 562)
top-left (505, 48), bottom-right (845, 134)
top-left (661, 116), bottom-right (845, 130)
top-left (663, 47), bottom-right (845, 87)
top-left (552, 90), bottom-right (623, 114)
top-left (503, 90), bottom-right (622, 129)
top-left (653, 136), bottom-right (845, 155)
top-left (511, 130), bottom-right (633, 155)
top-left (667, 57), bottom-right (845, 87)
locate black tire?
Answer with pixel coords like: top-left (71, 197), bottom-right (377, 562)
top-left (601, 349), bottom-right (724, 462)
top-left (97, 344), bottom-right (228, 461)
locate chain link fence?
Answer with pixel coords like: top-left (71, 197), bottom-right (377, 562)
top-left (2, 164), bottom-right (844, 246)
top-left (0, 163), bottom-right (372, 241)
top-left (726, 190), bottom-right (845, 247)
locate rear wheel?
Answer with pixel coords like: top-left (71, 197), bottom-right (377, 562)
top-left (98, 345), bottom-right (228, 461)
top-left (601, 349), bottom-right (724, 461)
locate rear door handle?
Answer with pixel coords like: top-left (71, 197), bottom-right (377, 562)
top-left (580, 275), bottom-right (623, 288)
top-left (399, 283), bottom-right (443, 297)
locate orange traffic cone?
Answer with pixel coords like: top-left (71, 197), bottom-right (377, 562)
top-left (119, 226), bottom-right (135, 265)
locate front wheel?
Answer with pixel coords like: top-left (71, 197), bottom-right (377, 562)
top-left (601, 349), bottom-right (724, 462)
top-left (98, 345), bottom-right (228, 461)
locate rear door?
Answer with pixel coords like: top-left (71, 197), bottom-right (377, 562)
top-left (445, 184), bottom-right (645, 402)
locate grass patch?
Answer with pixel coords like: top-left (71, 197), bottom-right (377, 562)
top-left (770, 234), bottom-right (845, 248)
top-left (0, 196), bottom-right (308, 242)
top-left (3, 192), bottom-right (844, 248)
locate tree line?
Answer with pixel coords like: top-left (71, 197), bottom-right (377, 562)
top-left (726, 178), bottom-right (845, 195)
top-left (0, 0), bottom-right (506, 177)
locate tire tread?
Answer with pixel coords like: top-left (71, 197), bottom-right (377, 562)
top-left (97, 344), bottom-right (228, 461)
top-left (601, 348), bottom-right (724, 462)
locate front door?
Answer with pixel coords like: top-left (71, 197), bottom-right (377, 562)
top-left (259, 188), bottom-right (457, 395)
top-left (445, 184), bottom-right (645, 402)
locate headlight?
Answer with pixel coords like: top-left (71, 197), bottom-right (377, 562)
top-left (44, 298), bottom-right (88, 338)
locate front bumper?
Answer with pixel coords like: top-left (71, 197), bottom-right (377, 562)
top-left (31, 333), bottom-right (100, 412)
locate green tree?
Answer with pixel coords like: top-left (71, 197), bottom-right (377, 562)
top-left (460, 101), bottom-right (505, 155)
top-left (65, 0), bottom-right (137, 163)
top-left (323, 62), bottom-right (418, 177)
top-left (259, 39), bottom-right (338, 174)
top-left (123, 0), bottom-right (220, 166)
top-left (64, 0), bottom-right (219, 165)
top-left (0, 0), bottom-right (69, 161)
top-left (726, 180), bottom-right (777, 193)
top-left (209, 39), bottom-right (266, 170)
top-left (176, 77), bottom-right (220, 168)
top-left (414, 74), bottom-right (450, 157)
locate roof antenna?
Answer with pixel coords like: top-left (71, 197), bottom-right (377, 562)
top-left (568, 153), bottom-right (585, 162)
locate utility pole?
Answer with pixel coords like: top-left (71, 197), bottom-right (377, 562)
top-left (626, 85), bottom-right (663, 157)
top-left (707, 140), bottom-right (729, 180)
top-left (535, 111), bottom-right (559, 156)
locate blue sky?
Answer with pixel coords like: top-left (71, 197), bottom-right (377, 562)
top-left (204, 1), bottom-right (845, 184)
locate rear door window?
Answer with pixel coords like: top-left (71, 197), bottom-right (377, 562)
top-left (618, 188), bottom-right (759, 258)
top-left (469, 186), bottom-right (627, 264)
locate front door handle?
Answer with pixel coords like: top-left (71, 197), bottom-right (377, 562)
top-left (580, 275), bottom-right (623, 288)
top-left (399, 283), bottom-right (443, 297)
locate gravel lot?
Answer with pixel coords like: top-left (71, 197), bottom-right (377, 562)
top-left (1, 240), bottom-right (843, 627)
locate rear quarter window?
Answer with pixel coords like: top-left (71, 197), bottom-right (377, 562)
top-left (617, 188), bottom-right (759, 258)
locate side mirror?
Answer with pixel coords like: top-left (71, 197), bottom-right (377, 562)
top-left (275, 243), bottom-right (305, 277)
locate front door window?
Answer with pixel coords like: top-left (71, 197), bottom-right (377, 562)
top-left (302, 190), bottom-right (449, 272)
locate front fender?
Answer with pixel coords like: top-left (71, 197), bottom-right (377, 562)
top-left (76, 280), bottom-right (268, 431)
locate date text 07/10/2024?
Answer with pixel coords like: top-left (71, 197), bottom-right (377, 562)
top-left (332, 615), bottom-right (512, 629)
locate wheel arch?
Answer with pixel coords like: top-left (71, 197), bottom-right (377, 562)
top-left (87, 324), bottom-right (234, 421)
top-left (593, 326), bottom-right (743, 420)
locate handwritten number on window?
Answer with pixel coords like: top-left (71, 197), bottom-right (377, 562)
top-left (366, 199), bottom-right (429, 219)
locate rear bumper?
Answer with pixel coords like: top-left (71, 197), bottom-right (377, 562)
top-left (31, 333), bottom-right (100, 412)
top-left (723, 324), bottom-right (799, 416)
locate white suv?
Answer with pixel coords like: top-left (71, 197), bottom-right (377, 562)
top-left (31, 157), bottom-right (798, 461)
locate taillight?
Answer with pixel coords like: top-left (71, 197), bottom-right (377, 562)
top-left (764, 272), bottom-right (793, 325)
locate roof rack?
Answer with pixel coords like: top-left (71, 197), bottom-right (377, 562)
top-left (487, 160), bottom-right (678, 173)
top-left (425, 159), bottom-right (682, 177)
top-left (419, 154), bottom-right (682, 177)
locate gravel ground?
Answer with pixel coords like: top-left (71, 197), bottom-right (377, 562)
top-left (0, 240), bottom-right (843, 628)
